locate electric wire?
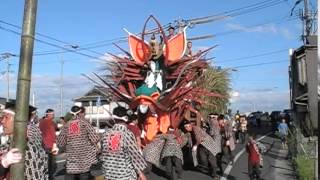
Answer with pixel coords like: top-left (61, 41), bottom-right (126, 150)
top-left (0, 0), bottom-right (289, 57)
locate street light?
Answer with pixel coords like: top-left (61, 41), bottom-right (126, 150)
top-left (59, 44), bottom-right (79, 116)
top-left (0, 52), bottom-right (17, 102)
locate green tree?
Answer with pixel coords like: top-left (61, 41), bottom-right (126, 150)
top-left (199, 66), bottom-right (231, 116)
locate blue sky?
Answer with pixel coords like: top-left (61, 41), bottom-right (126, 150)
top-left (0, 0), bottom-right (316, 115)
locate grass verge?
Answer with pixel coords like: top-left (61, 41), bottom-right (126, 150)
top-left (293, 155), bottom-right (315, 180)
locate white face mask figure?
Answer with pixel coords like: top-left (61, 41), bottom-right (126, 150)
top-left (138, 104), bottom-right (149, 114)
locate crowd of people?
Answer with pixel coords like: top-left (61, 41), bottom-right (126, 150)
top-left (0, 100), bottom-right (268, 180)
top-left (0, 88), bottom-right (291, 180)
top-left (0, 101), bottom-right (291, 180)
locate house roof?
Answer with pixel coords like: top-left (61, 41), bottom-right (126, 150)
top-left (73, 86), bottom-right (113, 102)
top-left (0, 97), bottom-right (14, 105)
top-left (0, 97), bottom-right (15, 110)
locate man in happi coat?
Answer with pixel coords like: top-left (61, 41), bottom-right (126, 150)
top-left (207, 113), bottom-right (224, 174)
top-left (160, 127), bottom-right (188, 180)
top-left (0, 102), bottom-right (48, 180)
top-left (218, 117), bottom-right (235, 174)
top-left (101, 106), bottom-right (147, 180)
top-left (57, 106), bottom-right (99, 180)
top-left (183, 120), bottom-right (221, 180)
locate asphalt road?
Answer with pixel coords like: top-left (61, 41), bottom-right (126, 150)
top-left (54, 121), bottom-right (291, 180)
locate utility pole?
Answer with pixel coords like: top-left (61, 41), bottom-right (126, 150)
top-left (11, 0), bottom-right (38, 180)
top-left (303, 0), bottom-right (311, 37)
top-left (6, 60), bottom-right (10, 102)
top-left (60, 55), bottom-right (64, 117)
top-left (0, 52), bottom-right (16, 102)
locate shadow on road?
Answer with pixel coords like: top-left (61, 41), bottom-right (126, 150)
top-left (271, 165), bottom-right (295, 172)
top-left (225, 174), bottom-right (237, 180)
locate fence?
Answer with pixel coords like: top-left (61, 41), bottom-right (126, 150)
top-left (288, 127), bottom-right (318, 180)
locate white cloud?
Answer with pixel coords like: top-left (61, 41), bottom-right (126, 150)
top-left (32, 74), bottom-right (94, 116)
top-left (226, 23), bottom-right (295, 39)
top-left (230, 89), bottom-right (290, 113)
top-left (280, 28), bottom-right (294, 39)
top-left (0, 74), bottom-right (93, 116)
top-left (229, 91), bottom-right (240, 103)
top-left (226, 23), bottom-right (277, 33)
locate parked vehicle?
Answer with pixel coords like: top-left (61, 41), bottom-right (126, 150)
top-left (270, 111), bottom-right (281, 130)
top-left (247, 113), bottom-right (257, 126)
top-left (280, 109), bottom-right (292, 125)
top-left (248, 111), bottom-right (264, 126)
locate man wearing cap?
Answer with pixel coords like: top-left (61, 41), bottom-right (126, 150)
top-left (183, 120), bottom-right (221, 179)
top-left (101, 106), bottom-right (147, 180)
top-left (39, 108), bottom-right (59, 180)
top-left (0, 102), bottom-right (48, 180)
top-left (57, 106), bottom-right (99, 180)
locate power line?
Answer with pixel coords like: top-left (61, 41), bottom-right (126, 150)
top-left (215, 49), bottom-right (288, 64)
top-left (0, 23), bottom-right (292, 72)
top-left (77, 0), bottom-right (288, 49)
top-left (231, 59), bottom-right (288, 69)
top-left (0, 0), bottom-right (289, 57)
top-left (0, 25), bottom-right (107, 63)
top-left (0, 24), bottom-right (291, 69)
top-left (1, 14), bottom-right (295, 60)
top-left (214, 16), bottom-right (299, 37)
top-left (0, 19), bottom-right (107, 57)
top-left (189, 0), bottom-right (284, 22)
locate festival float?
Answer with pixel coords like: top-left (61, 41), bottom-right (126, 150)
top-left (87, 15), bottom-right (223, 143)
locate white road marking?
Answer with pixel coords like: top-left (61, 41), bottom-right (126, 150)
top-left (220, 131), bottom-right (273, 180)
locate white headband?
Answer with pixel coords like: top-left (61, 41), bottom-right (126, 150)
top-left (70, 109), bottom-right (81, 116)
top-left (2, 109), bottom-right (15, 115)
top-left (112, 115), bottom-right (128, 122)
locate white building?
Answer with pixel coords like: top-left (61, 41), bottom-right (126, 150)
top-left (73, 86), bottom-right (127, 128)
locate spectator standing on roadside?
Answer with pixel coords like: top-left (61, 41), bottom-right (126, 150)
top-left (277, 118), bottom-right (289, 149)
top-left (39, 109), bottom-right (59, 180)
top-left (233, 114), bottom-right (241, 143)
top-left (239, 115), bottom-right (248, 144)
